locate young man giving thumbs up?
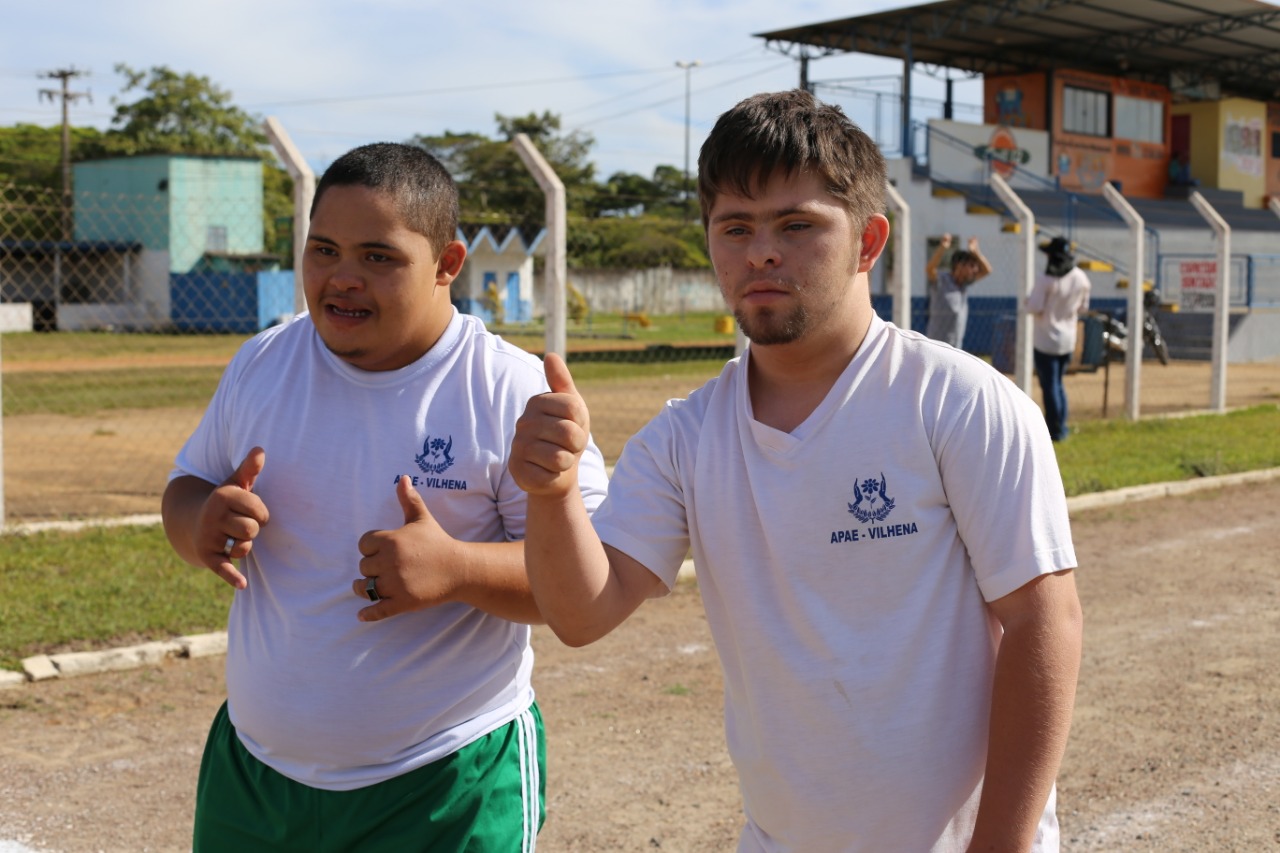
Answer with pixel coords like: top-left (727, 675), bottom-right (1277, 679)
top-left (512, 91), bottom-right (1081, 852)
top-left (162, 143), bottom-right (607, 852)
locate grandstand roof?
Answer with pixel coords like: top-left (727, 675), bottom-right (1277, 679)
top-left (757, 0), bottom-right (1280, 103)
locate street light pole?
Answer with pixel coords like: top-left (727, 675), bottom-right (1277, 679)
top-left (675, 59), bottom-right (700, 216)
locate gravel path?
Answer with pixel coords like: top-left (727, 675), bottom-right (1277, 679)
top-left (2, 477), bottom-right (1279, 851)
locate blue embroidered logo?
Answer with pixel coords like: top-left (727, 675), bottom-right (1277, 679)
top-left (415, 435), bottom-right (455, 475)
top-left (848, 473), bottom-right (895, 523)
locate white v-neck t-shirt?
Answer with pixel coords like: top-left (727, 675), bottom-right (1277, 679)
top-left (592, 314), bottom-right (1074, 851)
top-left (173, 309), bottom-right (608, 790)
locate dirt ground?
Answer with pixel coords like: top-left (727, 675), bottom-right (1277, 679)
top-left (1, 477), bottom-right (1278, 852)
top-left (3, 357), bottom-right (1279, 523)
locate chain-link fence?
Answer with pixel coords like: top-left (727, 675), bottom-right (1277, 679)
top-left (3, 147), bottom-right (1276, 525)
top-left (0, 161), bottom-right (733, 525)
top-left (1, 156), bottom-right (291, 524)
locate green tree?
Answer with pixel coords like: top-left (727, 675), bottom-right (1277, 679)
top-left (0, 123), bottom-right (106, 187)
top-left (592, 165), bottom-right (695, 219)
top-left (103, 64), bottom-right (267, 156)
top-left (413, 111), bottom-right (596, 232)
top-left (569, 217), bottom-right (708, 269)
top-left (0, 124), bottom-right (107, 239)
top-left (412, 113), bottom-right (710, 269)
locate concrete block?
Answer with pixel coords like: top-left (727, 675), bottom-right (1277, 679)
top-left (178, 632), bottom-right (228, 659)
top-left (21, 655), bottom-right (58, 682)
top-left (0, 670), bottom-right (27, 690)
top-left (50, 641), bottom-right (182, 678)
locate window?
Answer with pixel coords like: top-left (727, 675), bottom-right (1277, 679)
top-left (1063, 86), bottom-right (1109, 137)
top-left (1115, 95), bottom-right (1164, 144)
top-left (206, 225), bottom-right (228, 253)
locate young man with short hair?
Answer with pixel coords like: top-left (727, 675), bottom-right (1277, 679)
top-left (926, 232), bottom-right (993, 349)
top-left (512, 90), bottom-right (1082, 852)
top-left (164, 142), bottom-right (608, 852)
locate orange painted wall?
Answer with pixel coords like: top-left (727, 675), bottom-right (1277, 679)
top-left (984, 73), bottom-right (1048, 129)
top-left (1050, 69), bottom-right (1170, 198)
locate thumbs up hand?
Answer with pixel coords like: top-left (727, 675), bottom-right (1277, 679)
top-left (197, 446), bottom-right (270, 589)
top-left (512, 353), bottom-right (591, 498)
top-left (354, 474), bottom-right (459, 622)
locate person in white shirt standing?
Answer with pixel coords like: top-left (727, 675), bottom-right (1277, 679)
top-left (512, 89), bottom-right (1083, 852)
top-left (1028, 237), bottom-right (1092, 441)
top-left (163, 142), bottom-right (608, 852)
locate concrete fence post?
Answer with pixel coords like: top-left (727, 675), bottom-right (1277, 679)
top-left (264, 117), bottom-right (316, 315)
top-left (512, 134), bottom-right (566, 360)
top-left (884, 181), bottom-right (912, 331)
top-left (1189, 191), bottom-right (1230, 413)
top-left (989, 173), bottom-right (1035, 395)
top-left (1102, 183), bottom-right (1145, 421)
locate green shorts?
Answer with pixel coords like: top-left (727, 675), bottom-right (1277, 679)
top-left (193, 701), bottom-right (545, 853)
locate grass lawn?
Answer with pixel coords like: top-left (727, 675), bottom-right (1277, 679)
top-left (3, 365), bottom-right (225, 416)
top-left (0, 312), bottom-right (733, 365)
top-left (0, 317), bottom-right (736, 417)
top-left (0, 525), bottom-right (233, 670)
top-left (1, 330), bottom-right (252, 363)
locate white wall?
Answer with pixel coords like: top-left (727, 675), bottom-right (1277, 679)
top-left (0, 303), bottom-right (32, 333)
top-left (541, 267), bottom-right (723, 316)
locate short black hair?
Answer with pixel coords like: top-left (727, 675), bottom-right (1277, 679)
top-left (312, 143), bottom-right (459, 254)
top-left (950, 250), bottom-right (978, 270)
top-left (697, 89), bottom-right (886, 229)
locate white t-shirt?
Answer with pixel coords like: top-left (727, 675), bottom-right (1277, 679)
top-left (1028, 267), bottom-right (1091, 356)
top-left (592, 314), bottom-right (1075, 852)
top-left (172, 309), bottom-right (608, 790)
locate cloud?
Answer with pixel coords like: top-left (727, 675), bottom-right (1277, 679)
top-left (1, 0), bottom-right (957, 177)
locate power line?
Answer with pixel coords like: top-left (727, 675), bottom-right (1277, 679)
top-left (240, 67), bottom-right (679, 110)
top-left (38, 66), bottom-right (91, 240)
top-left (241, 48), bottom-right (782, 113)
top-left (571, 59), bottom-right (792, 129)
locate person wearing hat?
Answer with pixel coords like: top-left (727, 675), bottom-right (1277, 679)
top-left (1028, 236), bottom-right (1091, 441)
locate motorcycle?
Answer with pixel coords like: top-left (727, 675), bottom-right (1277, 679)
top-left (1091, 287), bottom-right (1170, 366)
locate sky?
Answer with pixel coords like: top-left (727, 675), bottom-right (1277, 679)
top-left (0, 0), bottom-right (986, 181)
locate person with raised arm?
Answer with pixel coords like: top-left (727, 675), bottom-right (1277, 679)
top-left (926, 232), bottom-right (993, 349)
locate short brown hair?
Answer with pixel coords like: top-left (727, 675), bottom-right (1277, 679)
top-left (697, 89), bottom-right (886, 229)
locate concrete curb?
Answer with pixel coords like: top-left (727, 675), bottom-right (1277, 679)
top-left (1063, 466), bottom-right (1280, 513)
top-left (3, 466), bottom-right (1277, 688)
top-left (5, 513), bottom-right (162, 537)
top-left (3, 632), bottom-right (227, 690)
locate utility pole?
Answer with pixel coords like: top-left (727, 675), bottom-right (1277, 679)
top-left (39, 67), bottom-right (91, 241)
top-left (675, 60), bottom-right (700, 220)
